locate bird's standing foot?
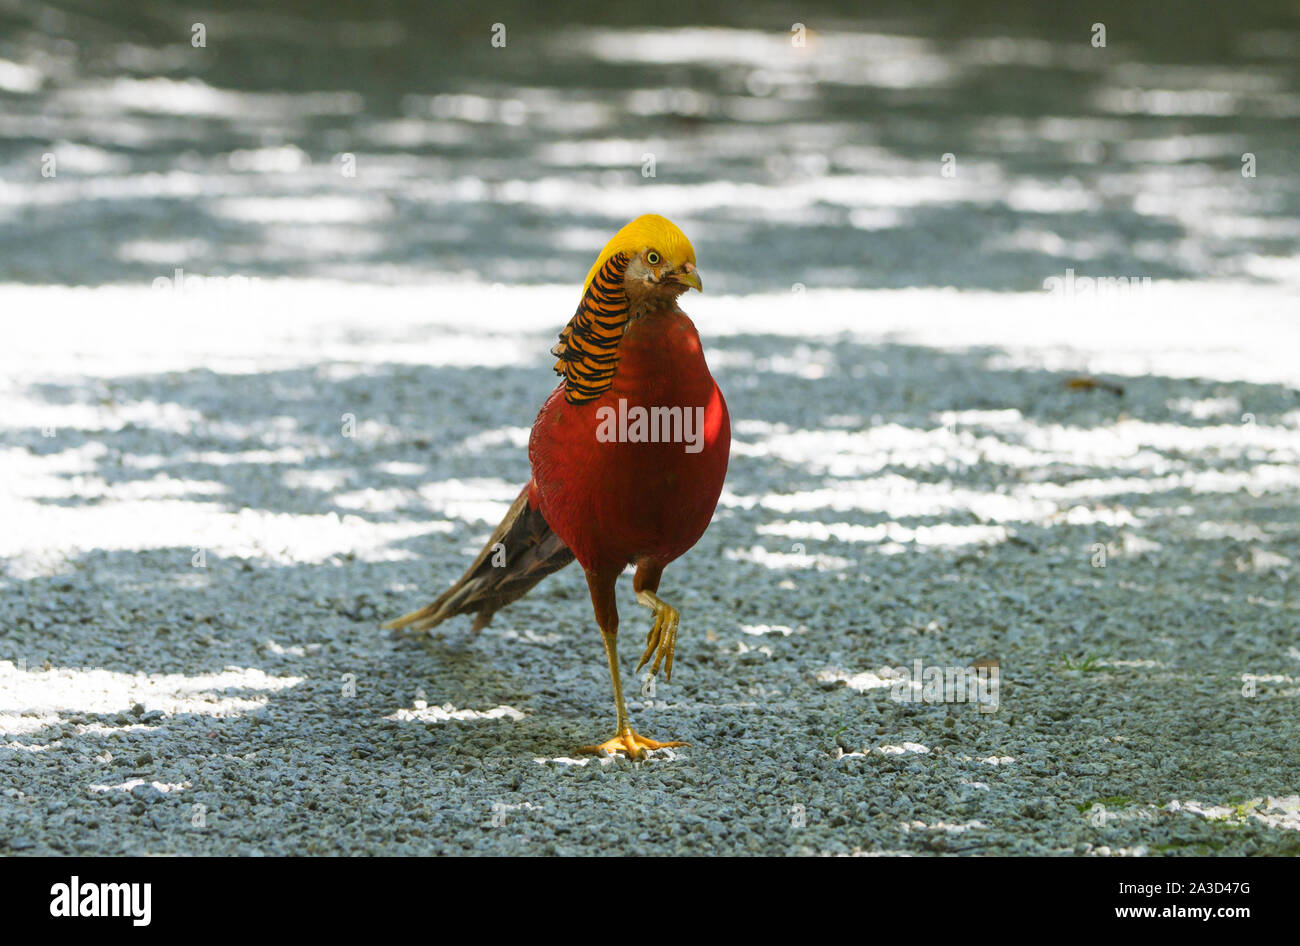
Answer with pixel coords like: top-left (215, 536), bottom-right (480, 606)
top-left (578, 728), bottom-right (687, 759)
top-left (635, 590), bottom-right (679, 681)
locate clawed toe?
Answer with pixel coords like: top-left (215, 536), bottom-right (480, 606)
top-left (635, 593), bottom-right (679, 681)
top-left (578, 729), bottom-right (688, 759)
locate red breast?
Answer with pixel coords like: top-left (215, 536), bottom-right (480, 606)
top-left (529, 309), bottom-right (730, 572)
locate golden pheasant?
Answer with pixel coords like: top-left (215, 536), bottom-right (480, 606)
top-left (386, 215), bottom-right (731, 757)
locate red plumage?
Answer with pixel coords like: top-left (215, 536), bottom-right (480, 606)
top-left (530, 309), bottom-right (730, 574)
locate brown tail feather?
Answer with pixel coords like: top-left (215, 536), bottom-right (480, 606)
top-left (385, 482), bottom-right (574, 634)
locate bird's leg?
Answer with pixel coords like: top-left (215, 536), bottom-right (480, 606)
top-left (633, 561), bottom-right (679, 682)
top-left (577, 567), bottom-right (686, 759)
top-left (601, 627), bottom-right (632, 736)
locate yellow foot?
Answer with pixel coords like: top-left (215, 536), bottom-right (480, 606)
top-left (635, 591), bottom-right (679, 681)
top-left (578, 729), bottom-right (687, 759)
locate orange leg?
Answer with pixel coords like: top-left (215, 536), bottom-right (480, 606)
top-left (577, 566), bottom-right (686, 759)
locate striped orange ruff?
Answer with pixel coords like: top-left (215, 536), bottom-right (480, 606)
top-left (551, 251), bottom-right (632, 404)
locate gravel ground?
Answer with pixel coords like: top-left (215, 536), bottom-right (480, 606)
top-left (1, 1), bottom-right (1299, 855)
top-left (1, 283), bottom-right (1298, 856)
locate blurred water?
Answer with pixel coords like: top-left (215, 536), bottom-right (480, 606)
top-left (1, 0), bottom-right (1298, 292)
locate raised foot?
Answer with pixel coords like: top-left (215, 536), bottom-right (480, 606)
top-left (635, 591), bottom-right (679, 681)
top-left (578, 729), bottom-right (687, 759)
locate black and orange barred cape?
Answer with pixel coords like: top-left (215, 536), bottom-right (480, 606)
top-left (551, 251), bottom-right (631, 403)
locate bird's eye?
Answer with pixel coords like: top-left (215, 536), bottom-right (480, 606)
top-left (646, 250), bottom-right (661, 265)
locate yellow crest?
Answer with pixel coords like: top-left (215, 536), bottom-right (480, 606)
top-left (582, 215), bottom-right (695, 292)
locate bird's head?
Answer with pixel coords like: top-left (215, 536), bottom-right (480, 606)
top-left (583, 214), bottom-right (701, 309)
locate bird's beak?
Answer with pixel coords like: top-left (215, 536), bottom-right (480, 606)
top-left (672, 263), bottom-right (703, 293)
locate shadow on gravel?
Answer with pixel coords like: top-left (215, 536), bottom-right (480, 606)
top-left (3, 333), bottom-right (1299, 853)
top-left (11, 337), bottom-right (1299, 525)
top-left (5, 338), bottom-right (1297, 723)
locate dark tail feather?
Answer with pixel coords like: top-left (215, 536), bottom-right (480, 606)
top-left (385, 482), bottom-right (574, 634)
